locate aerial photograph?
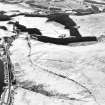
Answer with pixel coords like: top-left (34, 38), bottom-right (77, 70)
top-left (0, 0), bottom-right (105, 105)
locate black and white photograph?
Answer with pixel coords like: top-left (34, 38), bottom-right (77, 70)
top-left (0, 0), bottom-right (105, 105)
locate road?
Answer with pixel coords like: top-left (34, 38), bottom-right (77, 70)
top-left (0, 44), bottom-right (14, 105)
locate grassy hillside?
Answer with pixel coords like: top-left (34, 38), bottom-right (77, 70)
top-left (71, 12), bottom-right (105, 37)
top-left (0, 0), bottom-right (89, 10)
top-left (1, 0), bottom-right (105, 14)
